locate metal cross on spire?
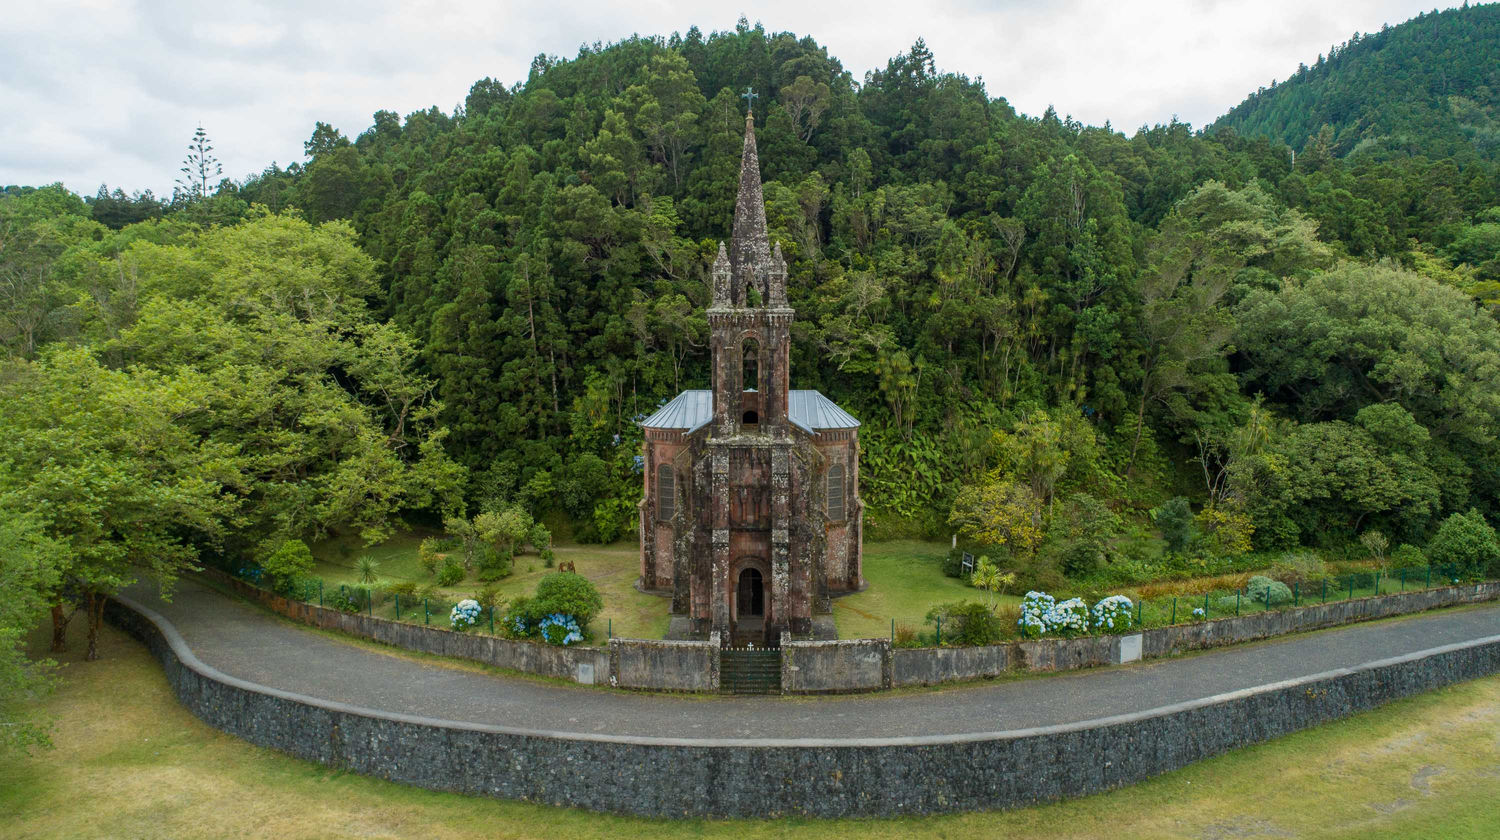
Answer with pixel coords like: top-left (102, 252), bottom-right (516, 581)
top-left (741, 86), bottom-right (758, 115)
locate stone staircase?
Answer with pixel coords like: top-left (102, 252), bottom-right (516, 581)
top-left (720, 648), bottom-right (782, 694)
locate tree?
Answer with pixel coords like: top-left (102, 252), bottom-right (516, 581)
top-left (0, 348), bottom-right (235, 660)
top-left (0, 509), bottom-right (61, 752)
top-left (176, 125), bottom-right (222, 203)
top-left (949, 480), bottom-right (1044, 558)
top-left (1427, 510), bottom-right (1500, 580)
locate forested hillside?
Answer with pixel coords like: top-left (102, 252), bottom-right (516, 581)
top-left (5, 15), bottom-right (1500, 600)
top-left (1215, 3), bottom-right (1500, 160)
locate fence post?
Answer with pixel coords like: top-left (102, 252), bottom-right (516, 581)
top-left (318, 579), bottom-right (323, 607)
top-left (368, 589), bottom-right (372, 616)
top-left (1426, 565), bottom-right (1432, 588)
top-left (1136, 599), bottom-right (1143, 627)
top-left (1265, 587), bottom-right (1271, 611)
top-left (1236, 589), bottom-right (1242, 616)
top-left (1171, 598), bottom-right (1177, 624)
top-left (490, 607), bottom-right (495, 634)
top-left (608, 618), bottom-right (612, 639)
top-left (1322, 578), bottom-right (1328, 603)
top-left (936, 617), bottom-right (942, 646)
top-left (1375, 571), bottom-right (1381, 596)
top-left (395, 593), bottom-right (400, 619)
top-left (1294, 582), bottom-right (1300, 607)
top-left (1204, 593), bottom-right (1210, 619)
top-left (1349, 576), bottom-right (1355, 601)
top-left (1400, 568), bottom-right (1406, 592)
top-left (891, 618), bottom-right (895, 642)
top-left (424, 598), bottom-right (429, 625)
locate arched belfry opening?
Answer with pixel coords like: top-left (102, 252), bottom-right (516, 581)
top-left (742, 337), bottom-right (759, 392)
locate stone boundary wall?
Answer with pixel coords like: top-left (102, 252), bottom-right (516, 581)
top-left (106, 592), bottom-right (1500, 818)
top-left (610, 635), bottom-right (720, 691)
top-left (205, 569), bottom-right (1499, 693)
top-left (782, 636), bottom-right (891, 692)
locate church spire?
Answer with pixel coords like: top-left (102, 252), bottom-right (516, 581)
top-left (730, 112), bottom-right (772, 296)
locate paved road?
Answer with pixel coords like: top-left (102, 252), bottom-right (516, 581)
top-left (124, 578), bottom-right (1500, 741)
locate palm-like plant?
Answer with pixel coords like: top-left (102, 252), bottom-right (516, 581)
top-left (970, 556), bottom-right (1015, 609)
top-left (356, 555), bottom-right (381, 585)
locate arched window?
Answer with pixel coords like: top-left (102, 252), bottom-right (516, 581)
top-left (827, 463), bottom-right (846, 521)
top-left (656, 464), bottom-right (675, 522)
top-left (742, 337), bottom-right (759, 391)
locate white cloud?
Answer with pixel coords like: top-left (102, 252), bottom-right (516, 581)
top-left (0, 0), bottom-right (1457, 196)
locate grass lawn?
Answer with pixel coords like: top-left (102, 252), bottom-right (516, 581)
top-left (833, 540), bottom-right (1011, 639)
top-left (307, 532), bottom-right (670, 640)
top-left (6, 619), bottom-right (1500, 839)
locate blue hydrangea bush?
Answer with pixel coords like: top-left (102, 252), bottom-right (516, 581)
top-left (1019, 590), bottom-right (1134, 637)
top-left (1091, 595), bottom-right (1133, 631)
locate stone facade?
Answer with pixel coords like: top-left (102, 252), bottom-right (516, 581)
top-left (639, 114), bottom-right (863, 643)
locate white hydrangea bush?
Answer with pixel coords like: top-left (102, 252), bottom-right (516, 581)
top-left (450, 598), bottom-right (482, 631)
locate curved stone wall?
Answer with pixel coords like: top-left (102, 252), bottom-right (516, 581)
top-left (108, 592), bottom-right (1500, 818)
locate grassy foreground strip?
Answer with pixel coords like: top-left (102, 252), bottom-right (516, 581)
top-left (4, 624), bottom-right (1499, 840)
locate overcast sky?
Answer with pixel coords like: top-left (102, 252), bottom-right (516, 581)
top-left (1, 0), bottom-right (1463, 197)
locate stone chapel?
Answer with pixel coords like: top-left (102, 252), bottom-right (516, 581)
top-left (637, 110), bottom-right (864, 644)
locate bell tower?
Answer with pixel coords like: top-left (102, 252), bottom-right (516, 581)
top-left (708, 110), bottom-right (792, 439)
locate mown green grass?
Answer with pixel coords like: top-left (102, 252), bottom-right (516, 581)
top-left (833, 540), bottom-right (1012, 639)
top-left (307, 532), bottom-right (670, 640)
top-left (6, 619), bottom-right (1500, 839)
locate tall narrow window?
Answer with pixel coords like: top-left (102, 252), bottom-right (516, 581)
top-left (742, 338), bottom-right (759, 391)
top-left (827, 463), bottom-right (846, 521)
top-left (657, 464), bottom-right (675, 521)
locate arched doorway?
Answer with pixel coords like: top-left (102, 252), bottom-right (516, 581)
top-left (736, 567), bottom-right (764, 617)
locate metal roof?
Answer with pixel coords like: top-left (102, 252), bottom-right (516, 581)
top-left (788, 390), bottom-right (861, 431)
top-left (640, 390), bottom-right (714, 432)
top-left (640, 389), bottom-right (860, 433)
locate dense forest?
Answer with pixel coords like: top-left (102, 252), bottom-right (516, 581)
top-left (5, 9), bottom-right (1500, 725)
top-left (1216, 3), bottom-right (1500, 161)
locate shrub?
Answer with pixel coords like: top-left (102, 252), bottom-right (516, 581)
top-left (1388, 543), bottom-right (1427, 570)
top-left (260, 539), bottom-right (315, 596)
top-left (1193, 505), bottom-right (1254, 557)
top-left (532, 571), bottom-right (603, 629)
top-left (474, 584), bottom-right (505, 614)
top-left (541, 548), bottom-right (556, 568)
top-left (1017, 591), bottom-right (1090, 637)
top-left (325, 587), bottom-right (361, 613)
top-left (501, 596), bottom-right (537, 638)
top-left (476, 545), bottom-right (513, 582)
top-left (1427, 509), bottom-right (1500, 581)
top-left (1155, 497), bottom-right (1194, 554)
top-left (528, 522), bottom-right (552, 553)
top-left (450, 599), bottom-right (481, 631)
top-left (382, 580), bottom-right (417, 598)
top-left (417, 538), bottom-right (443, 576)
top-left (941, 548), bottom-right (969, 579)
top-left (1270, 551), bottom-right (1327, 585)
top-left (436, 557), bottom-right (465, 587)
top-left (925, 601), bottom-right (1001, 646)
top-left (1091, 595), bottom-right (1134, 631)
top-left (893, 623), bottom-right (919, 648)
top-left (1246, 574), bottom-right (1292, 606)
top-left (537, 613), bottom-right (584, 645)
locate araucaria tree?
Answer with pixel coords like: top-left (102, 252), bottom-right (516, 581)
top-left (176, 124), bottom-right (222, 202)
